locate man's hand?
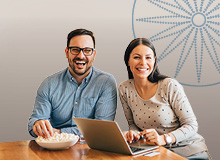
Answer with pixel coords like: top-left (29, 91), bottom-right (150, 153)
top-left (33, 120), bottom-right (60, 138)
top-left (53, 128), bottom-right (61, 134)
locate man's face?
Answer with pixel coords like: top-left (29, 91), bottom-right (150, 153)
top-left (65, 35), bottom-right (96, 77)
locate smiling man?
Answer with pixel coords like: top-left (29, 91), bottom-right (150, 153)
top-left (28, 29), bottom-right (117, 138)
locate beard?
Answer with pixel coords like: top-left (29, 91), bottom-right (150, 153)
top-left (69, 64), bottom-right (92, 76)
top-left (68, 57), bottom-right (92, 76)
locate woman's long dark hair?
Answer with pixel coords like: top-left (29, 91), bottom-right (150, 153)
top-left (124, 38), bottom-right (168, 82)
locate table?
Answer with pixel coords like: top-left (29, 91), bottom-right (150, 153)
top-left (0, 140), bottom-right (187, 160)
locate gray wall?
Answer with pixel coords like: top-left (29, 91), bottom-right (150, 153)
top-left (0, 1), bottom-right (219, 159)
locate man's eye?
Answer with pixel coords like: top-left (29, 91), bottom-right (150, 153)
top-left (71, 49), bottom-right (80, 52)
top-left (84, 49), bottom-right (92, 52)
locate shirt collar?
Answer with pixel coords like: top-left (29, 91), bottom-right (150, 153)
top-left (67, 67), bottom-right (93, 83)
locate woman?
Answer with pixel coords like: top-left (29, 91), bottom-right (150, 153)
top-left (118, 38), bottom-right (211, 159)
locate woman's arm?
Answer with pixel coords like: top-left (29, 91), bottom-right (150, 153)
top-left (118, 84), bottom-right (140, 131)
top-left (167, 79), bottom-right (198, 143)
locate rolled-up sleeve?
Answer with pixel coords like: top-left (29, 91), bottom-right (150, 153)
top-left (28, 79), bottom-right (52, 137)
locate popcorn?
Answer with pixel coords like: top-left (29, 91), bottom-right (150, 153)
top-left (36, 132), bottom-right (78, 143)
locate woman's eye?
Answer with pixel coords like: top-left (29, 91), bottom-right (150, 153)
top-left (146, 57), bottom-right (151, 59)
top-left (134, 56), bottom-right (140, 59)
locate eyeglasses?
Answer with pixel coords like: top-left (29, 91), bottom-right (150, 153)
top-left (68, 47), bottom-right (95, 56)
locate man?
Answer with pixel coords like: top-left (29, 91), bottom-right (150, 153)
top-left (28, 29), bottom-right (117, 138)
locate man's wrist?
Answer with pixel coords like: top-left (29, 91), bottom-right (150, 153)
top-left (53, 128), bottom-right (61, 134)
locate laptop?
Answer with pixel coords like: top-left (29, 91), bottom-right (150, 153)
top-left (73, 117), bottom-right (159, 155)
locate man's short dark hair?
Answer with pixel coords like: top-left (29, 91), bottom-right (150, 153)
top-left (67, 29), bottom-right (95, 48)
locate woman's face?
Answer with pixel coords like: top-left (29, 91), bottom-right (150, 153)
top-left (128, 44), bottom-right (155, 80)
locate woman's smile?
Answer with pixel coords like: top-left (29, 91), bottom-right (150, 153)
top-left (128, 44), bottom-right (155, 79)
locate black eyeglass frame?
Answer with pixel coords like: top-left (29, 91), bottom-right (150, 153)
top-left (68, 47), bottom-right (95, 56)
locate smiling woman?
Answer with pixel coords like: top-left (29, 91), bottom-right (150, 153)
top-left (128, 44), bottom-right (155, 80)
top-left (118, 38), bottom-right (211, 160)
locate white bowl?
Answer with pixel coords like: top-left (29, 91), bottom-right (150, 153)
top-left (35, 136), bottom-right (79, 150)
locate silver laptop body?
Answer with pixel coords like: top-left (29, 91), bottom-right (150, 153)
top-left (73, 117), bottom-right (158, 155)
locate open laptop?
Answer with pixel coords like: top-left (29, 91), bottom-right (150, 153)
top-left (73, 117), bottom-right (159, 155)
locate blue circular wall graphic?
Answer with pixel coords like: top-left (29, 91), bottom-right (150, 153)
top-left (132, 0), bottom-right (220, 87)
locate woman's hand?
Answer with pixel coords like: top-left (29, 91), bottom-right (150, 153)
top-left (140, 129), bottom-right (166, 146)
top-left (123, 130), bottom-right (140, 143)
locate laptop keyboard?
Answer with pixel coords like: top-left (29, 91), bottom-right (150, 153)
top-left (130, 146), bottom-right (146, 153)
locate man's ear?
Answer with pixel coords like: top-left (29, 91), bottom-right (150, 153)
top-left (65, 47), bottom-right (68, 58)
top-left (93, 49), bottom-right (97, 60)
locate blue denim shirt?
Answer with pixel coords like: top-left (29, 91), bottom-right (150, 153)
top-left (28, 67), bottom-right (117, 137)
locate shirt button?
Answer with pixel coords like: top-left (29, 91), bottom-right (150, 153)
top-left (75, 102), bottom-right (78, 104)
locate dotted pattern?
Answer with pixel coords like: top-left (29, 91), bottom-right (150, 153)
top-left (157, 25), bottom-right (193, 62)
top-left (132, 0), bottom-right (220, 86)
top-left (205, 3), bottom-right (220, 16)
top-left (203, 0), bottom-right (215, 14)
top-left (118, 78), bottom-right (198, 142)
top-left (175, 27), bottom-right (195, 78)
top-left (182, 0), bottom-right (195, 13)
top-left (203, 27), bottom-right (220, 74)
top-left (199, 0), bottom-right (205, 12)
top-left (147, 0), bottom-right (190, 17)
top-left (193, 0), bottom-right (198, 12)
